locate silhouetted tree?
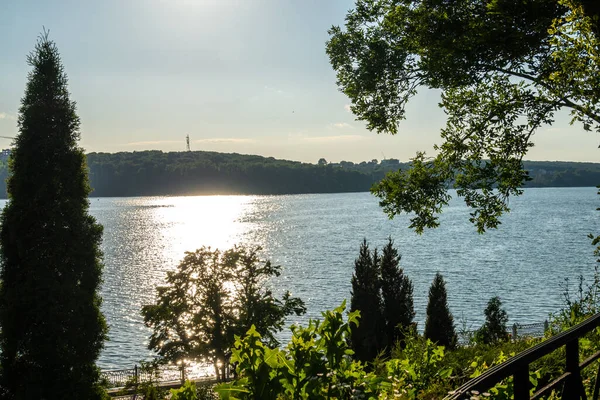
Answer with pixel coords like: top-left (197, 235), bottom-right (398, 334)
top-left (350, 239), bottom-right (384, 362)
top-left (143, 245), bottom-right (305, 380)
top-left (424, 273), bottom-right (457, 349)
top-left (380, 237), bottom-right (414, 349)
top-left (476, 296), bottom-right (509, 344)
top-left (0, 31), bottom-right (108, 399)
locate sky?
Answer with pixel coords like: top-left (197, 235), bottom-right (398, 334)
top-left (0, 0), bottom-right (597, 164)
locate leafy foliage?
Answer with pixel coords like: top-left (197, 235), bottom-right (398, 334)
top-left (215, 302), bottom-right (381, 400)
top-left (384, 330), bottom-right (453, 398)
top-left (170, 380), bottom-right (218, 400)
top-left (170, 381), bottom-right (199, 400)
top-left (0, 32), bottom-right (108, 399)
top-left (142, 245), bottom-right (305, 380)
top-left (213, 276), bottom-right (600, 399)
top-left (549, 265), bottom-right (600, 333)
top-left (217, 303), bottom-right (457, 399)
top-left (169, 381), bottom-right (218, 400)
top-left (210, 234), bottom-right (600, 398)
top-left (424, 273), bottom-right (457, 349)
top-left (327, 0), bottom-right (600, 233)
top-left (466, 351), bottom-right (543, 399)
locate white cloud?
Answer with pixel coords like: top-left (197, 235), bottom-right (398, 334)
top-left (249, 86), bottom-right (288, 102)
top-left (0, 112), bottom-right (16, 121)
top-left (264, 86), bottom-right (284, 95)
top-left (125, 138), bottom-right (256, 146)
top-left (304, 135), bottom-right (365, 143)
top-left (194, 138), bottom-right (255, 144)
top-left (289, 133), bottom-right (366, 143)
top-left (125, 140), bottom-right (181, 146)
top-left (330, 122), bottom-right (352, 129)
top-left (344, 104), bottom-right (352, 113)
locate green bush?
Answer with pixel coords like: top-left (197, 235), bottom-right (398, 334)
top-left (385, 329), bottom-right (453, 398)
top-left (170, 381), bottom-right (196, 400)
top-left (215, 301), bottom-right (381, 399)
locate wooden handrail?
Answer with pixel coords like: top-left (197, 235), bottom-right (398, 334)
top-left (447, 313), bottom-right (600, 400)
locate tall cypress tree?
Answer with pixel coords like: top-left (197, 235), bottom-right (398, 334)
top-left (0, 32), bottom-right (107, 399)
top-left (424, 273), bottom-right (457, 349)
top-left (350, 239), bottom-right (383, 363)
top-left (380, 237), bottom-right (414, 349)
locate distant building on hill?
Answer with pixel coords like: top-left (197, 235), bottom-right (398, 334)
top-left (0, 149), bottom-right (11, 161)
top-left (380, 158), bottom-right (400, 166)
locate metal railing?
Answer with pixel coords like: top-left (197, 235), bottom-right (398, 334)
top-left (457, 321), bottom-right (548, 345)
top-left (101, 364), bottom-right (212, 389)
top-left (101, 367), bottom-right (137, 389)
top-left (447, 313), bottom-right (600, 400)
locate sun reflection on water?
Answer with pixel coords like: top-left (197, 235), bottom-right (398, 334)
top-left (152, 195), bottom-right (256, 263)
top-left (96, 195), bottom-right (259, 370)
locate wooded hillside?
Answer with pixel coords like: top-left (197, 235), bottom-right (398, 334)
top-left (0, 151), bottom-right (596, 198)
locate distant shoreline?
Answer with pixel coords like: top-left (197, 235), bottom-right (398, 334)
top-left (0, 151), bottom-right (597, 199)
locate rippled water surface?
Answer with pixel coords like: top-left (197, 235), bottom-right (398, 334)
top-left (43, 188), bottom-right (599, 369)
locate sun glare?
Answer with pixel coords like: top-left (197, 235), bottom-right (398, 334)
top-left (151, 195), bottom-right (256, 266)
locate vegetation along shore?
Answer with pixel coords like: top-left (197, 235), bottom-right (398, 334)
top-left (0, 151), bottom-right (597, 198)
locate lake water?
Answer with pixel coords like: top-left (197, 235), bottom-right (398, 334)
top-left (11, 188), bottom-right (596, 370)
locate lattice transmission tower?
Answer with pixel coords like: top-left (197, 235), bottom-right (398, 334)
top-left (186, 135), bottom-right (191, 152)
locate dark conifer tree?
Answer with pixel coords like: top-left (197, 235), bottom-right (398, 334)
top-left (424, 273), bottom-right (457, 349)
top-left (380, 237), bottom-right (414, 349)
top-left (0, 32), bottom-right (108, 399)
top-left (477, 296), bottom-right (509, 344)
top-left (350, 239), bottom-right (384, 363)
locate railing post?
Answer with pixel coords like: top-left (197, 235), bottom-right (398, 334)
top-left (513, 323), bottom-right (518, 340)
top-left (593, 361), bottom-right (600, 400)
top-left (563, 339), bottom-right (583, 400)
top-left (514, 367), bottom-right (530, 399)
top-left (134, 364), bottom-right (138, 384)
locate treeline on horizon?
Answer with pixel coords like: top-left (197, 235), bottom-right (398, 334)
top-left (0, 150), bottom-right (597, 198)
